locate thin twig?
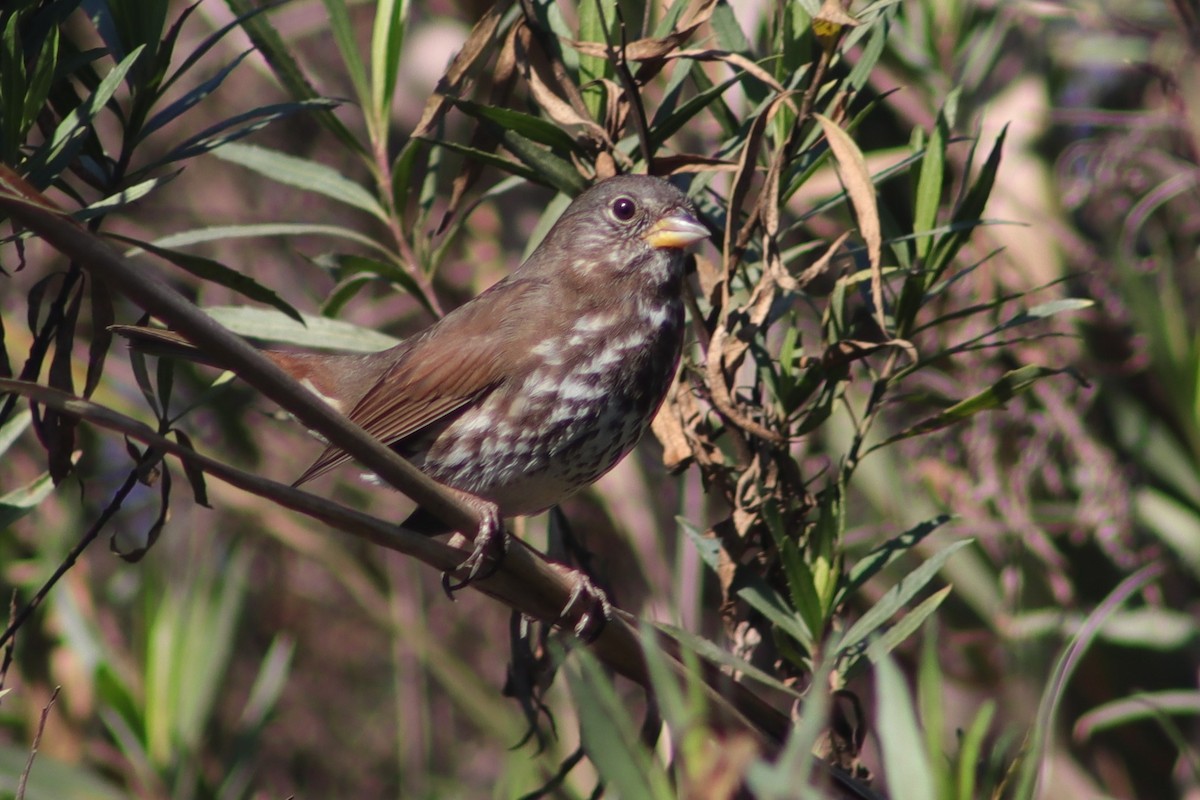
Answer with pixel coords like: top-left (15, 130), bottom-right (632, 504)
top-left (0, 468), bottom-right (140, 651)
top-left (16, 685), bottom-right (60, 800)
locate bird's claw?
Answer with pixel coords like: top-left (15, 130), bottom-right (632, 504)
top-left (556, 568), bottom-right (612, 642)
top-left (441, 511), bottom-right (508, 598)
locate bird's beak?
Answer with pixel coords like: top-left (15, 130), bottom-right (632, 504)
top-left (643, 211), bottom-right (709, 249)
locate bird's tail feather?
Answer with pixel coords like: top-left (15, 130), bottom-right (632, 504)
top-left (109, 325), bottom-right (229, 369)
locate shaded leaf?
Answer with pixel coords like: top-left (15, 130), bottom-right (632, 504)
top-left (106, 233), bottom-right (303, 323)
top-left (213, 143), bottom-right (387, 221)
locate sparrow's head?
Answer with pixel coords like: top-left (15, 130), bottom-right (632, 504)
top-left (522, 175), bottom-right (709, 283)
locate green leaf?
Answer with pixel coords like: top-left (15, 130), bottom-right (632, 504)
top-left (565, 647), bottom-right (674, 800)
top-left (223, 0), bottom-right (362, 152)
top-left (310, 252), bottom-right (437, 317)
top-left (735, 576), bottom-right (815, 657)
top-left (839, 539), bottom-right (971, 658)
top-left (0, 470), bottom-right (56, 529)
top-left (654, 622), bottom-right (803, 700)
top-left (649, 72), bottom-right (744, 151)
top-left (1075, 690), bottom-right (1200, 739)
top-left (873, 652), bottom-right (935, 800)
top-left (199, 305), bottom-right (401, 351)
top-left (107, 233), bottom-right (303, 323)
top-left (323, 0), bottom-right (370, 109)
top-left (138, 48), bottom-right (254, 141)
top-left (0, 746), bottom-right (127, 800)
top-left (862, 585), bottom-right (953, 668)
top-left (576, 0), bottom-right (616, 119)
top-left (452, 98), bottom-right (581, 154)
top-left (0, 407), bottom-right (31, 456)
top-left (154, 99), bottom-right (341, 165)
top-left (213, 143), bottom-right (388, 221)
top-left (957, 701), bottom-right (997, 800)
top-left (370, 0), bottom-right (409, 126)
top-left (23, 45), bottom-right (146, 182)
top-left (76, 174), bottom-right (180, 220)
top-left (927, 125), bottom-right (1007, 285)
top-left (1016, 564), bottom-right (1162, 798)
top-left (913, 92), bottom-right (954, 261)
top-left (878, 365), bottom-right (1068, 446)
top-left (423, 137), bottom-right (543, 187)
top-left (142, 222), bottom-right (387, 255)
top-left (1135, 487), bottom-right (1200, 579)
top-left (489, 126), bottom-right (586, 196)
top-left (838, 515), bottom-right (951, 605)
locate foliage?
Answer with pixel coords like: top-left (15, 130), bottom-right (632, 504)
top-left (0, 0), bottom-right (1189, 798)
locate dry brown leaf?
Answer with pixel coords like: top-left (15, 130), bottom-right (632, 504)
top-left (787, 230), bottom-right (851, 293)
top-left (814, 113), bottom-right (884, 335)
top-left (650, 378), bottom-right (695, 472)
top-left (649, 154), bottom-right (738, 175)
top-left (564, 0), bottom-right (717, 64)
top-left (594, 150), bottom-right (617, 180)
top-left (724, 93), bottom-right (782, 263)
top-left (813, 0), bottom-right (859, 52)
top-left (693, 253), bottom-right (724, 303)
top-left (412, 3), bottom-right (506, 138)
top-left (669, 49), bottom-right (791, 98)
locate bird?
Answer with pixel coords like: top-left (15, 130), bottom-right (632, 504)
top-left (115, 174), bottom-right (709, 600)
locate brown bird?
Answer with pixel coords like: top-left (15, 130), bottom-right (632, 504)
top-left (117, 174), bottom-right (708, 590)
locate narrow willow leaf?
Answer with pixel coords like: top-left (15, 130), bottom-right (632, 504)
top-left (156, 99), bottom-right (340, 165)
top-left (654, 622), bottom-right (804, 700)
top-left (323, 0), bottom-right (370, 108)
top-left (838, 515), bottom-right (951, 604)
top-left (223, 0), bottom-right (362, 152)
top-left (424, 137), bottom-right (542, 186)
top-left (957, 701), bottom-right (996, 800)
top-left (863, 585), bottom-right (953, 667)
top-left (678, 516), bottom-right (723, 573)
top-left (141, 223), bottom-right (387, 255)
top-left (815, 113), bottom-right (885, 334)
top-left (452, 98), bottom-right (581, 153)
top-left (839, 539), bottom-right (971, 656)
top-left (1074, 690), bottom-right (1200, 740)
top-left (139, 49), bottom-right (254, 141)
top-left (199, 305), bottom-right (401, 351)
top-left (0, 471), bottom-right (57, 528)
top-left (874, 653), bottom-right (936, 800)
top-left (77, 174), bottom-right (179, 220)
top-left (913, 93), bottom-right (953, 260)
top-left (108, 234), bottom-right (303, 323)
top-left (566, 647), bottom-right (674, 800)
top-left (649, 72), bottom-right (743, 151)
top-left (736, 578), bottom-right (815, 655)
top-left (24, 45), bottom-right (146, 180)
top-left (927, 125), bottom-right (1007, 285)
top-left (313, 252), bottom-right (436, 317)
top-left (213, 143), bottom-right (387, 221)
top-left (1017, 564), bottom-right (1162, 798)
top-left (0, 407), bottom-right (31, 455)
top-left (370, 0), bottom-right (408, 125)
top-left (880, 365), bottom-right (1067, 445)
top-left (490, 127), bottom-right (586, 195)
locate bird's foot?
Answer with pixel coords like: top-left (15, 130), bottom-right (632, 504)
top-left (553, 565), bottom-right (612, 642)
top-left (441, 505), bottom-right (508, 597)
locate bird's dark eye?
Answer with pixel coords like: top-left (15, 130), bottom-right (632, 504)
top-left (611, 196), bottom-right (637, 222)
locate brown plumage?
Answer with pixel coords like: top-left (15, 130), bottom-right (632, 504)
top-left (117, 174), bottom-right (708, 554)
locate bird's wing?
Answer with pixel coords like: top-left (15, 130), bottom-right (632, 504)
top-left (293, 278), bottom-right (544, 486)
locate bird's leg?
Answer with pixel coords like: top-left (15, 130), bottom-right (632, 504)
top-left (551, 564), bottom-right (613, 642)
top-left (441, 497), bottom-right (509, 596)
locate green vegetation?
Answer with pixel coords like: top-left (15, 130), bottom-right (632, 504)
top-left (0, 1), bottom-right (1193, 797)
